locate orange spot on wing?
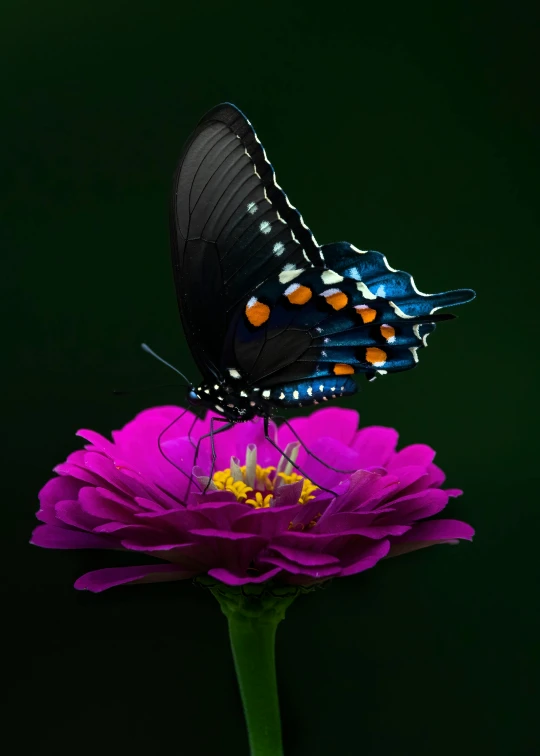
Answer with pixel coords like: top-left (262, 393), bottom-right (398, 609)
top-left (355, 305), bottom-right (376, 323)
top-left (380, 324), bottom-right (396, 340)
top-left (366, 347), bottom-right (387, 365)
top-left (246, 300), bottom-right (270, 327)
top-left (333, 363), bottom-right (354, 375)
top-left (286, 285), bottom-right (312, 305)
top-left (325, 291), bottom-right (348, 310)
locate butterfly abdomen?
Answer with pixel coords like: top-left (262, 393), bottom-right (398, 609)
top-left (267, 376), bottom-right (357, 407)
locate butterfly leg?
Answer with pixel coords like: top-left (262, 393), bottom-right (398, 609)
top-left (186, 410), bottom-right (201, 450)
top-left (262, 416), bottom-right (335, 495)
top-left (189, 417), bottom-right (235, 496)
top-left (157, 407), bottom-right (193, 491)
top-left (273, 414), bottom-right (358, 475)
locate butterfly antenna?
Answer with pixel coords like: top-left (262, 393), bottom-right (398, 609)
top-left (141, 343), bottom-right (192, 386)
top-left (113, 383), bottom-right (183, 395)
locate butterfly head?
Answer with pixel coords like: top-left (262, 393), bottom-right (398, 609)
top-left (187, 388), bottom-right (203, 407)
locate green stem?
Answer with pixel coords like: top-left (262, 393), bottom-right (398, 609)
top-left (204, 579), bottom-right (299, 756)
top-left (227, 612), bottom-right (283, 756)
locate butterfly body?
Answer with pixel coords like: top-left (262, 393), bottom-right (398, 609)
top-left (170, 103), bottom-right (475, 422)
top-left (187, 381), bottom-right (270, 422)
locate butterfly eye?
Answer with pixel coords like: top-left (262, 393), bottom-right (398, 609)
top-left (187, 389), bottom-right (202, 406)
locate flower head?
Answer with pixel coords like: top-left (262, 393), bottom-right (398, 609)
top-left (32, 407), bottom-right (473, 592)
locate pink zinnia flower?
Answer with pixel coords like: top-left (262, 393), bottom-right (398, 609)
top-left (31, 406), bottom-right (473, 592)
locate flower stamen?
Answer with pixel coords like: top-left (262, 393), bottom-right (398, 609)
top-left (211, 445), bottom-right (319, 509)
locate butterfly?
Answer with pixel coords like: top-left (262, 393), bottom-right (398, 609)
top-left (169, 103), bottom-right (475, 431)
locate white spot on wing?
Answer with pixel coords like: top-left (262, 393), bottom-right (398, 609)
top-left (259, 221), bottom-right (271, 234)
top-left (307, 387), bottom-right (313, 396)
top-left (215, 405), bottom-right (224, 413)
top-left (262, 390), bottom-right (271, 398)
top-left (279, 267), bottom-right (304, 284)
top-left (246, 296), bottom-right (257, 309)
top-left (279, 391), bottom-right (285, 399)
top-left (413, 323), bottom-right (429, 347)
top-left (321, 269), bottom-right (344, 285)
top-left (319, 385), bottom-right (324, 392)
top-left (321, 288), bottom-right (341, 298)
top-left (410, 275), bottom-right (430, 297)
top-left (273, 241), bottom-right (285, 256)
top-left (284, 282), bottom-right (301, 297)
top-left (382, 254), bottom-right (398, 272)
top-left (240, 391), bottom-right (248, 397)
top-left (293, 390), bottom-right (299, 400)
top-left (382, 324), bottom-right (396, 344)
top-left (228, 369), bottom-right (241, 379)
top-left (356, 281), bottom-right (377, 300)
top-left (247, 202), bottom-right (257, 215)
top-left (377, 369), bottom-right (388, 375)
top-left (389, 301), bottom-right (414, 318)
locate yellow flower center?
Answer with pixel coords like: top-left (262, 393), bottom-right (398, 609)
top-left (210, 452), bottom-right (319, 509)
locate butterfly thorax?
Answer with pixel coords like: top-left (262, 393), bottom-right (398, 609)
top-left (187, 382), bottom-right (272, 423)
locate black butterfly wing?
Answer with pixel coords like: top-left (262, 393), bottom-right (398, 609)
top-left (232, 242), bottom-right (475, 406)
top-left (170, 103), bottom-right (322, 381)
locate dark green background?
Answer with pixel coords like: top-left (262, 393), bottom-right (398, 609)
top-left (3, 1), bottom-right (538, 754)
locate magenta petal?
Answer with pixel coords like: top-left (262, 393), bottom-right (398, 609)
top-left (78, 486), bottom-right (138, 522)
top-left (272, 480), bottom-right (304, 507)
top-left (316, 513), bottom-right (410, 537)
top-left (53, 462), bottom-right (101, 485)
top-left (352, 426), bottom-right (399, 467)
top-left (189, 528), bottom-right (266, 544)
top-left (74, 564), bottom-right (195, 592)
top-left (136, 508), bottom-right (209, 531)
top-left (269, 545), bottom-right (340, 567)
top-left (297, 407), bottom-right (360, 447)
top-left (95, 524), bottom-right (167, 548)
top-left (395, 518), bottom-right (474, 543)
top-left (54, 499), bottom-right (105, 531)
top-left (76, 428), bottom-right (117, 456)
top-left (301, 438), bottom-right (360, 487)
top-left (324, 470), bottom-right (383, 515)
top-left (39, 476), bottom-right (85, 511)
top-left (260, 556), bottom-right (342, 578)
top-left (197, 502), bottom-right (257, 530)
top-left (208, 566), bottom-right (282, 585)
top-left (31, 524), bottom-right (116, 550)
top-left (339, 540), bottom-right (391, 576)
top-left (232, 505), bottom-right (300, 536)
top-left (387, 443), bottom-right (436, 471)
top-left (381, 489), bottom-right (450, 523)
top-left (388, 519), bottom-right (475, 557)
top-left (426, 463), bottom-right (446, 487)
top-left (390, 466), bottom-right (431, 496)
